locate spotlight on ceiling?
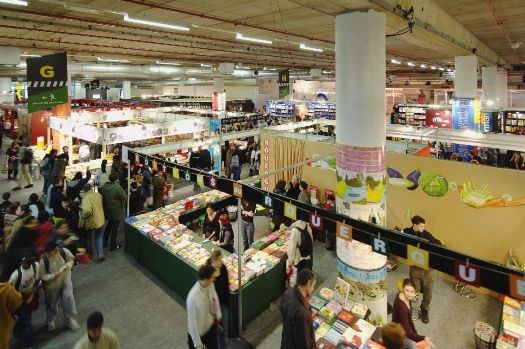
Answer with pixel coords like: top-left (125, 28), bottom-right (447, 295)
top-left (511, 42), bottom-right (521, 50)
top-left (404, 81), bottom-right (410, 86)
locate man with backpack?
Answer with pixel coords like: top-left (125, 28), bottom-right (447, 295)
top-left (8, 253), bottom-right (39, 347)
top-left (13, 142), bottom-right (33, 191)
top-left (40, 239), bottom-right (79, 332)
top-left (286, 220), bottom-right (313, 286)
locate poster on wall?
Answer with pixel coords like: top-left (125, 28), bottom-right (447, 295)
top-left (209, 118), bottom-right (221, 136)
top-left (426, 109), bottom-right (452, 128)
top-left (27, 52), bottom-right (68, 113)
top-left (278, 69), bottom-right (290, 99)
top-left (452, 98), bottom-right (475, 130)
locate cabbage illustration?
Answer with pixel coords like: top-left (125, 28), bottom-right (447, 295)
top-left (418, 172), bottom-right (448, 197)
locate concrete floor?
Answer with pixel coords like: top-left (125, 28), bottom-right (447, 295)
top-left (2, 139), bottom-right (501, 349)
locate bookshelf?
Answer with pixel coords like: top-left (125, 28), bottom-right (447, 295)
top-left (496, 296), bottom-right (525, 348)
top-left (503, 111), bottom-right (525, 135)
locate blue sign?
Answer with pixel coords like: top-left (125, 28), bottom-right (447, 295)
top-left (209, 118), bottom-right (221, 135)
top-left (453, 144), bottom-right (475, 162)
top-left (453, 98), bottom-right (475, 130)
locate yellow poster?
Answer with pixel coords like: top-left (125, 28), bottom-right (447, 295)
top-left (172, 168), bottom-right (179, 179)
top-left (197, 174), bottom-right (204, 186)
top-left (407, 245), bottom-right (429, 270)
top-left (284, 202), bottom-right (297, 220)
top-left (233, 183), bottom-right (243, 198)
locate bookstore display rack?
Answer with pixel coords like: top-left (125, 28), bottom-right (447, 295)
top-left (396, 104), bottom-right (429, 126)
top-left (496, 296), bottom-right (525, 349)
top-left (307, 102), bottom-right (336, 119)
top-left (266, 100), bottom-right (295, 117)
top-left (503, 110), bottom-right (525, 135)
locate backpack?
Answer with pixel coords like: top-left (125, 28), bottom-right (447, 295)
top-left (42, 247), bottom-right (67, 274)
top-left (297, 225), bottom-right (313, 258)
top-left (40, 157), bottom-right (51, 171)
top-left (14, 261), bottom-right (37, 291)
top-left (21, 148), bottom-right (33, 164)
top-left (231, 154), bottom-right (240, 168)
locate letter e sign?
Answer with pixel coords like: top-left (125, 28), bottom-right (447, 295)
top-left (336, 222), bottom-right (352, 242)
top-left (510, 274), bottom-right (525, 301)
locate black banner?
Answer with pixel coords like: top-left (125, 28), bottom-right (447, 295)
top-left (27, 52), bottom-right (68, 112)
top-left (278, 69), bottom-right (290, 99)
top-left (127, 149), bottom-right (524, 298)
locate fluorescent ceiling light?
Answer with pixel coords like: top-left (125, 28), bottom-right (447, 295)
top-left (322, 70), bottom-right (333, 74)
top-left (438, 67), bottom-right (445, 71)
top-left (407, 62), bottom-right (415, 66)
top-left (299, 44), bottom-right (323, 52)
top-left (420, 64), bottom-right (427, 68)
top-left (236, 33), bottom-right (272, 45)
top-left (430, 66), bottom-right (436, 70)
top-left (200, 63), bottom-right (212, 67)
top-left (446, 68), bottom-right (452, 72)
top-left (123, 14), bottom-right (189, 32)
top-left (97, 57), bottom-right (129, 63)
top-left (486, 100), bottom-right (495, 106)
top-left (156, 60), bottom-right (180, 66)
top-left (0, 0), bottom-right (28, 6)
top-left (21, 54), bottom-right (41, 58)
top-left (390, 59), bottom-right (401, 64)
top-left (235, 65), bottom-right (251, 69)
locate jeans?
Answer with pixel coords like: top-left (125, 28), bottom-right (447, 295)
top-left (104, 220), bottom-right (120, 250)
top-left (17, 163), bottom-right (33, 187)
top-left (8, 167), bottom-right (17, 179)
top-left (405, 338), bottom-right (417, 349)
top-left (79, 157), bottom-right (89, 163)
top-left (232, 166), bottom-right (241, 180)
top-left (241, 220), bottom-right (254, 250)
top-left (87, 225), bottom-right (105, 259)
top-left (44, 278), bottom-right (77, 323)
top-left (14, 301), bottom-right (35, 346)
top-left (43, 174), bottom-right (51, 195)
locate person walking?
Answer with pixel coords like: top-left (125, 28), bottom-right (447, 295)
top-left (40, 149), bottom-right (57, 198)
top-left (224, 143), bottom-right (233, 179)
top-left (79, 142), bottom-right (90, 163)
top-left (187, 264), bottom-right (221, 349)
top-left (286, 220), bottom-right (313, 286)
top-left (129, 182), bottom-right (146, 216)
top-left (206, 250), bottom-right (229, 349)
top-left (101, 173), bottom-right (127, 251)
top-left (280, 269), bottom-right (317, 349)
top-left (151, 170), bottom-right (165, 210)
top-left (403, 215), bottom-right (442, 324)
top-left (189, 148), bottom-right (203, 192)
top-left (0, 265), bottom-right (22, 349)
top-left (5, 141), bottom-right (19, 180)
top-left (9, 254), bottom-right (39, 348)
top-left (67, 171), bottom-right (92, 201)
top-left (73, 311), bottom-right (119, 349)
top-left (230, 147), bottom-right (241, 181)
top-left (40, 239), bottom-right (79, 331)
top-left (79, 184), bottom-right (106, 262)
top-left (13, 142), bottom-right (34, 191)
top-left (240, 198), bottom-right (255, 251)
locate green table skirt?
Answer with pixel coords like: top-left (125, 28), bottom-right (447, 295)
top-left (124, 223), bottom-right (286, 337)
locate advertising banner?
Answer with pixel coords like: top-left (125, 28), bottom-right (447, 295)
top-left (426, 109), bottom-right (452, 128)
top-left (27, 52), bottom-right (68, 113)
top-left (452, 98), bottom-right (475, 130)
top-left (278, 69), bottom-right (290, 99)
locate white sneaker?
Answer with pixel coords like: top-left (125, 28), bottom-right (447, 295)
top-left (47, 320), bottom-right (55, 331)
top-left (67, 318), bottom-right (80, 330)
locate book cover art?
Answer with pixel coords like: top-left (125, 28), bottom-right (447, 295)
top-left (334, 276), bottom-right (350, 305)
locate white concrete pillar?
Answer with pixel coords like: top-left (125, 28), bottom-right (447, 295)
top-left (335, 10), bottom-right (387, 325)
top-left (454, 56), bottom-right (478, 98)
top-left (122, 81), bottom-right (131, 100)
top-left (497, 70), bottom-right (508, 108)
top-left (0, 78), bottom-right (12, 103)
top-left (213, 78), bottom-right (224, 92)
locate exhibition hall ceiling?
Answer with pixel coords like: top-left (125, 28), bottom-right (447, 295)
top-left (0, 0), bottom-right (524, 80)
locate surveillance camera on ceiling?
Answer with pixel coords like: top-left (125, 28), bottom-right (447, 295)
top-left (253, 70), bottom-right (259, 76)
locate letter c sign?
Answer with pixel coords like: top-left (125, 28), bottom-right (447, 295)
top-left (39, 65), bottom-right (55, 79)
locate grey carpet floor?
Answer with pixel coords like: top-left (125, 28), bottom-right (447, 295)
top-left (2, 138), bottom-right (501, 349)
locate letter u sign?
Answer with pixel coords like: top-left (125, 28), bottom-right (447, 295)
top-left (454, 261), bottom-right (480, 287)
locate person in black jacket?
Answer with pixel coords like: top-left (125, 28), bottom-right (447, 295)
top-left (189, 148), bottom-right (203, 192)
top-left (286, 175), bottom-right (301, 200)
top-left (403, 215), bottom-right (442, 325)
top-left (129, 182), bottom-right (146, 216)
top-left (206, 250), bottom-right (229, 349)
top-left (280, 269), bottom-right (316, 349)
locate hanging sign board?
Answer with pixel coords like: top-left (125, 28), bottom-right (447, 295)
top-left (278, 69), bottom-right (290, 99)
top-left (27, 52), bottom-right (68, 113)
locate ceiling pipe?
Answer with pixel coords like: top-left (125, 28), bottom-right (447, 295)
top-left (0, 24), bottom-right (332, 65)
top-left (3, 8), bottom-right (332, 59)
top-left (120, 0), bottom-right (334, 45)
top-left (484, 0), bottom-right (521, 63)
